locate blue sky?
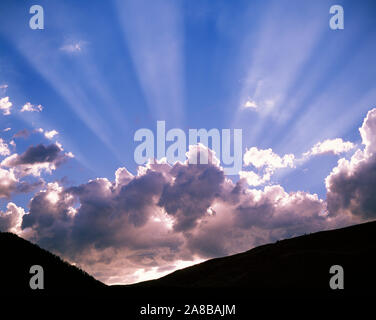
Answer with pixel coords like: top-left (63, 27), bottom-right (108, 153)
top-left (1, 0), bottom-right (376, 283)
top-left (1, 0), bottom-right (375, 193)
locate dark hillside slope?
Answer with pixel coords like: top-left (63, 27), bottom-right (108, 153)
top-left (0, 232), bottom-right (105, 295)
top-left (124, 220), bottom-right (376, 297)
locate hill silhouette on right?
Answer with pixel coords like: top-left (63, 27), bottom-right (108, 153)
top-left (116, 220), bottom-right (376, 298)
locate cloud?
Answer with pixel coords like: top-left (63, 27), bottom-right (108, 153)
top-left (244, 147), bottom-right (295, 169)
top-left (233, 185), bottom-right (327, 230)
top-left (60, 41), bottom-right (87, 53)
top-left (304, 138), bottom-right (355, 157)
top-left (35, 128), bottom-right (59, 140)
top-left (13, 129), bottom-right (30, 139)
top-left (0, 168), bottom-right (18, 198)
top-left (0, 140), bottom-right (53, 199)
top-left (0, 97), bottom-right (12, 115)
top-left (326, 108), bottom-right (376, 220)
top-left (0, 138), bottom-right (10, 156)
top-left (158, 162), bottom-right (224, 232)
top-left (240, 138), bottom-right (356, 188)
top-left (3, 128), bottom-right (11, 132)
top-left (243, 99), bottom-right (258, 109)
top-left (1, 143), bottom-right (73, 177)
top-left (6, 144), bottom-right (62, 165)
top-left (44, 130), bottom-right (59, 140)
top-left (13, 142), bottom-right (351, 285)
top-left (0, 167), bottom-right (44, 200)
top-left (359, 107), bottom-right (376, 156)
top-left (238, 170), bottom-right (268, 186)
top-left (241, 147), bottom-right (295, 186)
top-left (22, 176), bottom-right (185, 279)
top-left (20, 102), bottom-right (43, 113)
top-left (0, 202), bottom-right (26, 233)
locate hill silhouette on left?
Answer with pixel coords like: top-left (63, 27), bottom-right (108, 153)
top-left (0, 232), bottom-right (106, 295)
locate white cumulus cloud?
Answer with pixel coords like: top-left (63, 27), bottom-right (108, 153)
top-left (44, 130), bottom-right (59, 140)
top-left (20, 102), bottom-right (43, 113)
top-left (0, 138), bottom-right (10, 156)
top-left (304, 138), bottom-right (355, 157)
top-left (243, 99), bottom-right (258, 109)
top-left (0, 97), bottom-right (12, 115)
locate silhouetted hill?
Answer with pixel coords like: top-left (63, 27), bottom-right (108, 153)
top-left (0, 232), bottom-right (105, 295)
top-left (117, 220), bottom-right (376, 298)
top-left (2, 221), bottom-right (376, 298)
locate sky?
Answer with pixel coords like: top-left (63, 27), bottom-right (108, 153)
top-left (0, 0), bottom-right (376, 284)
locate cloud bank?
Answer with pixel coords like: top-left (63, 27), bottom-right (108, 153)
top-left (1, 107), bottom-right (376, 285)
top-left (3, 145), bottom-right (353, 284)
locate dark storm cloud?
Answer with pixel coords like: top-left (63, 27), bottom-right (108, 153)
top-left (66, 170), bottom-right (168, 252)
top-left (22, 185), bottom-right (73, 230)
top-left (22, 171), bottom-right (179, 257)
top-left (114, 170), bottom-right (166, 227)
top-left (10, 144), bottom-right (61, 165)
top-left (327, 154), bottom-right (376, 219)
top-left (158, 163), bottom-right (225, 231)
top-left (1, 143), bottom-right (73, 178)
